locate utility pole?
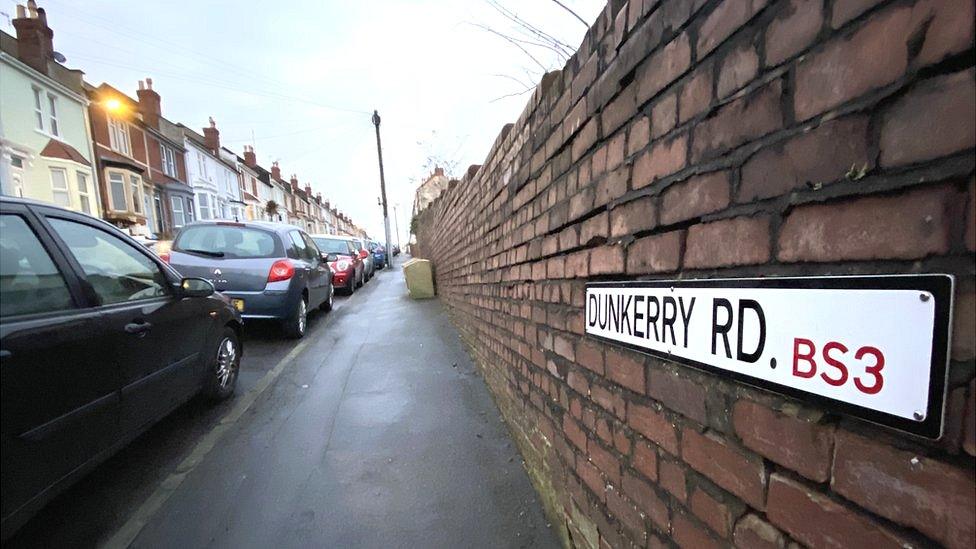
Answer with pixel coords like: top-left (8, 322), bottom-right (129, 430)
top-left (372, 110), bottom-right (393, 270)
top-left (393, 203), bottom-right (402, 250)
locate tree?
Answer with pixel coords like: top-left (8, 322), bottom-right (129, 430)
top-left (265, 200), bottom-right (280, 220)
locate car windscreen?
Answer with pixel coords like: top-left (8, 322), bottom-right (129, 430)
top-left (173, 225), bottom-right (280, 259)
top-left (312, 237), bottom-right (354, 255)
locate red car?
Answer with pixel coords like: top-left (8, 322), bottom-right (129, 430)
top-left (311, 235), bottom-right (364, 294)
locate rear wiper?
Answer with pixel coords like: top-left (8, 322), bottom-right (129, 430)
top-left (181, 248), bottom-right (225, 257)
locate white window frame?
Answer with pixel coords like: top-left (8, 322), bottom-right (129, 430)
top-left (32, 86), bottom-right (44, 130)
top-left (47, 93), bottom-right (59, 137)
top-left (50, 167), bottom-right (70, 208)
top-left (129, 175), bottom-right (142, 214)
top-left (76, 171), bottom-right (92, 214)
top-left (186, 198), bottom-right (195, 222)
top-left (107, 171), bottom-right (127, 211)
top-left (108, 116), bottom-right (131, 156)
top-left (171, 196), bottom-right (186, 228)
top-left (160, 143), bottom-right (177, 177)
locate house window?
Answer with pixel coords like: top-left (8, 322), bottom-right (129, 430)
top-left (76, 171), bottom-right (92, 214)
top-left (154, 194), bottom-right (164, 232)
top-left (32, 86), bottom-right (44, 130)
top-left (160, 144), bottom-right (177, 177)
top-left (171, 196), bottom-right (186, 227)
top-left (11, 155), bottom-right (24, 169)
top-left (198, 193), bottom-right (211, 220)
top-left (130, 175), bottom-right (142, 213)
top-left (47, 94), bottom-right (59, 137)
top-left (50, 168), bottom-right (70, 207)
top-left (108, 116), bottom-right (131, 156)
top-left (186, 198), bottom-right (195, 222)
top-left (108, 172), bottom-right (127, 211)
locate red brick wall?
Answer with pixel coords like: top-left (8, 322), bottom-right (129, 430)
top-left (414, 0), bottom-right (975, 547)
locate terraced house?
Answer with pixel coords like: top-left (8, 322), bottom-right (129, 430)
top-left (0, 2), bottom-right (98, 216)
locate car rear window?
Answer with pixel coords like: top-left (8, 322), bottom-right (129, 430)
top-left (174, 225), bottom-right (279, 259)
top-left (313, 237), bottom-right (353, 254)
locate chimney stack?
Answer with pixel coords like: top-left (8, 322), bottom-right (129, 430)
top-left (136, 77), bottom-right (161, 128)
top-left (243, 145), bottom-right (257, 168)
top-left (289, 175), bottom-right (299, 192)
top-left (271, 161), bottom-right (281, 181)
top-left (434, 166), bottom-right (444, 177)
top-left (12, 1), bottom-right (55, 75)
top-left (203, 116), bottom-right (220, 154)
top-left (305, 184), bottom-right (312, 197)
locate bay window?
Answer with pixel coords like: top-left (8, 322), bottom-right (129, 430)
top-left (76, 171), bottom-right (92, 214)
top-left (50, 168), bottom-right (70, 207)
top-left (108, 172), bottom-right (127, 211)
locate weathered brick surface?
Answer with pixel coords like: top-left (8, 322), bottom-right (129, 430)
top-left (413, 0), bottom-right (975, 546)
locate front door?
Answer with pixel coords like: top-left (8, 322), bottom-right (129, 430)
top-left (41, 213), bottom-right (207, 435)
top-left (0, 207), bottom-right (120, 533)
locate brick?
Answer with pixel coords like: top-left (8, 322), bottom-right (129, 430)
top-left (954, 290), bottom-right (975, 361)
top-left (576, 339), bottom-right (605, 375)
top-left (672, 512), bottom-right (721, 549)
top-left (691, 80), bottom-right (783, 162)
top-left (685, 216), bottom-right (771, 269)
top-left (661, 171), bottom-right (730, 225)
top-left (794, 6), bottom-right (911, 120)
top-left (588, 441), bottom-right (621, 486)
top-left (648, 368), bottom-right (707, 424)
top-left (606, 132), bottom-right (626, 171)
top-left (602, 84), bottom-right (637, 136)
top-left (632, 439), bottom-right (659, 481)
top-left (633, 133), bottom-right (687, 189)
top-left (732, 399), bottom-right (834, 482)
top-left (595, 166), bottom-right (629, 207)
top-left (573, 119), bottom-right (600, 162)
top-left (580, 212), bottom-right (609, 245)
top-left (777, 185), bottom-right (961, 262)
top-left (967, 178), bottom-right (975, 251)
top-left (912, 0), bottom-right (976, 67)
top-left (879, 69), bottom-right (976, 168)
top-left (964, 379), bottom-right (976, 457)
top-left (627, 116), bottom-right (650, 156)
top-left (681, 429), bottom-right (767, 509)
top-left (622, 471), bottom-right (669, 531)
top-left (717, 42), bottom-right (759, 99)
top-left (589, 244), bottom-right (625, 275)
top-left (565, 415), bottom-right (588, 451)
top-left (626, 231), bottom-right (684, 274)
top-left (768, 473), bottom-right (912, 549)
top-left (568, 369), bottom-right (590, 396)
top-left (739, 115), bottom-right (871, 202)
top-left (831, 0), bottom-right (882, 27)
top-left (696, 0), bottom-right (768, 57)
top-left (650, 93), bottom-right (677, 139)
top-left (577, 454), bottom-right (606, 501)
top-left (733, 514), bottom-right (786, 549)
top-left (605, 484), bottom-right (647, 540)
top-left (547, 256), bottom-right (566, 278)
top-left (831, 429), bottom-right (976, 549)
top-left (659, 459), bottom-right (687, 502)
top-left (606, 348), bottom-right (646, 394)
top-left (570, 187), bottom-right (596, 221)
top-left (765, 0), bottom-right (822, 66)
top-left (628, 403), bottom-right (678, 455)
top-left (554, 334), bottom-right (575, 361)
top-left (679, 66), bottom-right (713, 123)
top-left (591, 383), bottom-right (626, 419)
top-left (690, 488), bottom-right (739, 538)
top-left (610, 196), bottom-right (657, 238)
top-left (613, 424), bottom-right (631, 454)
top-left (565, 250), bottom-right (590, 278)
top-left (636, 32), bottom-right (691, 104)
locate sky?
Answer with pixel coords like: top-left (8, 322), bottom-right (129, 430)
top-left (1, 0), bottom-right (605, 242)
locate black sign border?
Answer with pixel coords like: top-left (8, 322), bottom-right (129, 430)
top-left (585, 274), bottom-right (954, 440)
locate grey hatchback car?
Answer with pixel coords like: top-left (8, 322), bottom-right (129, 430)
top-left (165, 221), bottom-right (334, 338)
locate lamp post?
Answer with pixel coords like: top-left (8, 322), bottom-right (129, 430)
top-left (372, 110), bottom-right (393, 270)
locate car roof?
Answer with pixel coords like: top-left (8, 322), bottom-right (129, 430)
top-left (310, 233), bottom-right (356, 241)
top-left (180, 219), bottom-right (302, 236)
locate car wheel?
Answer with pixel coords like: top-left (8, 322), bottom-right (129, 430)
top-left (283, 296), bottom-right (308, 339)
top-left (356, 272), bottom-right (364, 288)
top-left (204, 327), bottom-right (240, 400)
top-left (320, 285), bottom-right (334, 311)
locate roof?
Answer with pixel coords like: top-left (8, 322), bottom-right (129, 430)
top-left (39, 139), bottom-right (91, 166)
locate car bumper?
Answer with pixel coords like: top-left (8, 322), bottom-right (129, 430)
top-left (332, 271), bottom-right (354, 289)
top-left (219, 289), bottom-right (299, 320)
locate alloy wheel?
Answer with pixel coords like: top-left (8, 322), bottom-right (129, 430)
top-left (215, 337), bottom-right (238, 389)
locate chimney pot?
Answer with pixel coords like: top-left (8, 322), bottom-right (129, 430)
top-left (13, 0), bottom-right (55, 75)
top-left (146, 77), bottom-right (153, 89)
top-left (136, 77), bottom-right (162, 129)
top-left (203, 117), bottom-right (220, 153)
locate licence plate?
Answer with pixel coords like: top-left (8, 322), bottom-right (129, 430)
top-left (231, 299), bottom-right (245, 312)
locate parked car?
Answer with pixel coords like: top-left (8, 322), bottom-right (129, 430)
top-left (352, 238), bottom-right (374, 281)
top-left (370, 241), bottom-right (387, 270)
top-left (0, 196), bottom-right (243, 539)
top-left (165, 221), bottom-right (333, 338)
top-left (310, 234), bottom-right (363, 294)
top-left (392, 245), bottom-right (400, 257)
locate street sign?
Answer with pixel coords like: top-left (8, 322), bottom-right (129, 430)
top-left (585, 275), bottom-right (954, 439)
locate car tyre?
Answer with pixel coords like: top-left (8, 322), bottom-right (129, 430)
top-left (283, 296), bottom-right (308, 339)
top-left (319, 285), bottom-right (334, 311)
top-left (356, 272), bottom-right (364, 288)
top-left (204, 327), bottom-right (240, 401)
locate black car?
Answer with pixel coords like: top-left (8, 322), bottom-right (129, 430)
top-left (0, 197), bottom-right (243, 538)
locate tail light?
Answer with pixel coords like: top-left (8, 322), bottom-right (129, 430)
top-left (159, 252), bottom-right (170, 263)
top-left (268, 259), bottom-right (295, 282)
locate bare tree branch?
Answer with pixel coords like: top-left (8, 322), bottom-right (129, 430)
top-left (469, 21), bottom-right (549, 72)
top-left (485, 0), bottom-right (575, 53)
top-left (490, 85), bottom-right (536, 103)
top-left (551, 0), bottom-right (589, 27)
top-left (468, 22), bottom-right (569, 63)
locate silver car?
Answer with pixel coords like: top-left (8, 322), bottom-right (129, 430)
top-left (166, 221), bottom-right (334, 338)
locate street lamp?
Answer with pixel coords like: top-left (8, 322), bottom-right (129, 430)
top-left (372, 110), bottom-right (393, 270)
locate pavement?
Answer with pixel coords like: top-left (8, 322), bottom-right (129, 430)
top-left (7, 257), bottom-right (559, 549)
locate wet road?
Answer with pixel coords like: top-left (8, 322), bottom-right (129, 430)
top-left (7, 258), bottom-right (558, 549)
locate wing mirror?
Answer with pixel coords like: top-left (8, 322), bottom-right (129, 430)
top-left (324, 253), bottom-right (339, 262)
top-left (358, 249), bottom-right (369, 259)
top-left (180, 277), bottom-right (214, 298)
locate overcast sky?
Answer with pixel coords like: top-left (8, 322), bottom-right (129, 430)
top-left (2, 0), bottom-right (604, 241)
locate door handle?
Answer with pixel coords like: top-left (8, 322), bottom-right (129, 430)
top-left (0, 349), bottom-right (11, 359)
top-left (124, 321), bottom-right (153, 336)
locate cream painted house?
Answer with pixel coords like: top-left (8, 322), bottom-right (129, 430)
top-left (0, 5), bottom-right (99, 216)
